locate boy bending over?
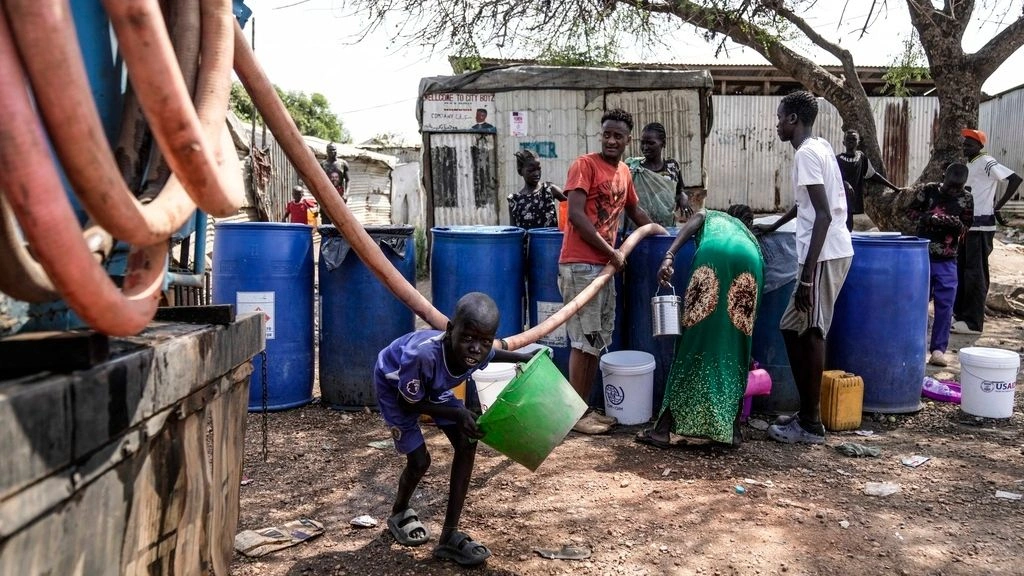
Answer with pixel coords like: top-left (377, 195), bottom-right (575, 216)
top-left (374, 292), bottom-right (535, 566)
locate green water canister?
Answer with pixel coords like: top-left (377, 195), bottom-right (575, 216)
top-left (476, 352), bottom-right (587, 471)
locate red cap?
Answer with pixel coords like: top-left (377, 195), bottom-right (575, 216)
top-left (961, 128), bottom-right (987, 146)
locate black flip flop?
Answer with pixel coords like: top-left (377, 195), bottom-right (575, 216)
top-left (634, 428), bottom-right (672, 450)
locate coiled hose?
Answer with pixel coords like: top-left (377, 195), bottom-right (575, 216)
top-left (0, 0), bottom-right (241, 335)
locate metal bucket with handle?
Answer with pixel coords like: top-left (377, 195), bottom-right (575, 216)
top-left (651, 284), bottom-right (682, 337)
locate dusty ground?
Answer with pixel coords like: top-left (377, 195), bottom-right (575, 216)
top-left (231, 237), bottom-right (1024, 576)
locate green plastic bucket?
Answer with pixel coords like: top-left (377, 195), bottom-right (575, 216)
top-left (476, 351), bottom-right (587, 471)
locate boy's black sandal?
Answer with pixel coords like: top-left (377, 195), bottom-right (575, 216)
top-left (387, 508), bottom-right (430, 547)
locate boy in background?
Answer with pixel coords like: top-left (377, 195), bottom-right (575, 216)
top-left (905, 163), bottom-right (974, 366)
top-left (281, 186), bottom-right (318, 224)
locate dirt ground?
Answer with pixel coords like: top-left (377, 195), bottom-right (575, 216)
top-left (231, 238), bottom-right (1024, 576)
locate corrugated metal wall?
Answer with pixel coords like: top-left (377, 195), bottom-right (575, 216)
top-left (706, 96), bottom-right (940, 211)
top-left (345, 162), bottom-right (393, 225)
top-left (980, 86), bottom-right (1024, 208)
top-left (606, 90), bottom-right (704, 190)
top-left (237, 121), bottom-right (395, 223)
top-left (428, 132), bottom-right (500, 226)
top-left (494, 89), bottom-right (588, 224)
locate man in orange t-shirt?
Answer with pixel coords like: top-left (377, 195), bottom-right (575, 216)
top-left (559, 108), bottom-right (654, 435)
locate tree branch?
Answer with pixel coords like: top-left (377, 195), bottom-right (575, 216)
top-left (631, 0), bottom-right (853, 99)
top-left (970, 13), bottom-right (1024, 79)
top-left (767, 3), bottom-right (862, 95)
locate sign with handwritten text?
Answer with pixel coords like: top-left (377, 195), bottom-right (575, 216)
top-left (422, 93), bottom-right (497, 133)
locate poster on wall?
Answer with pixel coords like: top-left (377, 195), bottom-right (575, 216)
top-left (422, 93), bottom-right (496, 133)
top-left (510, 111), bottom-right (528, 137)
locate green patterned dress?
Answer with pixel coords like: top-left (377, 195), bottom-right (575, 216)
top-left (660, 210), bottom-right (764, 443)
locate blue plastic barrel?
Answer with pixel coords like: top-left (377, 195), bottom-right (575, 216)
top-left (318, 225), bottom-right (416, 409)
top-left (827, 235), bottom-right (930, 413)
top-left (526, 228), bottom-right (570, 376)
top-left (431, 226), bottom-right (525, 339)
top-left (213, 222), bottom-right (314, 411)
top-left (624, 230), bottom-right (697, 411)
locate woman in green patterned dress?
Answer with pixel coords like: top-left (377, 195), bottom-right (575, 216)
top-left (636, 204), bottom-right (764, 448)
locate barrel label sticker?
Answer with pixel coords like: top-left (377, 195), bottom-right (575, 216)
top-left (605, 384), bottom-right (625, 406)
top-left (237, 291), bottom-right (275, 340)
top-left (536, 301), bottom-right (567, 346)
top-left (980, 380), bottom-right (1014, 393)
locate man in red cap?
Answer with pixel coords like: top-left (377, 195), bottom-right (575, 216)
top-left (954, 128), bottom-right (1022, 334)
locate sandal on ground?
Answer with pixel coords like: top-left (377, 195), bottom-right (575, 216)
top-left (387, 508), bottom-right (430, 547)
top-left (433, 530), bottom-right (491, 566)
top-left (634, 428), bottom-right (672, 450)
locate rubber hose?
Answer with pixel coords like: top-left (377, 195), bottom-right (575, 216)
top-left (232, 20), bottom-right (449, 330)
top-left (499, 223), bottom-right (667, 351)
top-left (133, 0), bottom-right (202, 199)
top-left (101, 0), bottom-right (243, 218)
top-left (3, 0), bottom-right (202, 246)
top-left (0, 9), bottom-right (165, 335)
top-left (0, 194), bottom-right (59, 302)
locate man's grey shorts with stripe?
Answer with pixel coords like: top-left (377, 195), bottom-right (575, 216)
top-left (779, 256), bottom-right (852, 337)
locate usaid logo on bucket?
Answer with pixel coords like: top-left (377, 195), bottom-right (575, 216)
top-left (605, 384), bottom-right (625, 406)
top-left (980, 380), bottom-right (1015, 393)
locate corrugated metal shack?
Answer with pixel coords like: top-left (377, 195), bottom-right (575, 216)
top-left (980, 82), bottom-right (1024, 213)
top-left (417, 65), bottom-right (714, 228)
top-left (708, 96), bottom-right (941, 211)
top-left (303, 136), bottom-right (398, 225)
top-left (232, 116), bottom-right (398, 225)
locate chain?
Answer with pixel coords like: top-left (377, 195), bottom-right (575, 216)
top-left (260, 349), bottom-right (268, 463)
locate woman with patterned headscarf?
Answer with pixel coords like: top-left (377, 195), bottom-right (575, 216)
top-left (636, 204), bottom-right (764, 448)
top-left (625, 122), bottom-right (688, 228)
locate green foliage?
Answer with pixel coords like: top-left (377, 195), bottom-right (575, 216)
top-left (414, 227), bottom-right (429, 280)
top-left (882, 35), bottom-right (931, 98)
top-left (229, 82), bottom-right (351, 143)
top-left (229, 82), bottom-right (256, 124)
top-left (535, 42), bottom-right (619, 68)
top-left (367, 132), bottom-right (407, 146)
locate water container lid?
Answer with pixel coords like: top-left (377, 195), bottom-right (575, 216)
top-left (958, 347), bottom-right (1021, 370)
top-left (474, 362), bottom-right (518, 383)
top-left (527, 227), bottom-right (563, 237)
top-left (851, 231), bottom-right (901, 238)
top-left (432, 225), bottom-right (524, 236)
top-left (753, 215), bottom-right (797, 234)
top-left (600, 350), bottom-right (657, 375)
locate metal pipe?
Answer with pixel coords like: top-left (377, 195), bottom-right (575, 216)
top-left (166, 272), bottom-right (206, 289)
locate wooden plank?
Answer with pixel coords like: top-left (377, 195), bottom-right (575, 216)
top-left (0, 376), bottom-right (72, 501)
top-left (208, 365), bottom-right (251, 573)
top-left (0, 330), bottom-right (109, 377)
top-left (154, 304), bottom-right (235, 325)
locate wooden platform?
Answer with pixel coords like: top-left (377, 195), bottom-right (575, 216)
top-left (0, 314), bottom-right (264, 575)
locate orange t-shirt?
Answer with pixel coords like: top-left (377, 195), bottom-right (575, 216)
top-left (559, 153), bottom-right (638, 265)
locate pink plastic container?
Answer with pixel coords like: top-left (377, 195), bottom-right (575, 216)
top-left (740, 367), bottom-right (773, 422)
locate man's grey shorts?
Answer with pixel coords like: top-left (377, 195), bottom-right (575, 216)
top-left (558, 263), bottom-right (615, 356)
top-left (780, 257), bottom-right (852, 337)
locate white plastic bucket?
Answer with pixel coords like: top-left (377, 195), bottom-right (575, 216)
top-left (474, 344), bottom-right (551, 412)
top-left (959, 347), bottom-right (1020, 418)
top-left (599, 350), bottom-right (656, 425)
top-left (475, 363), bottom-right (518, 413)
